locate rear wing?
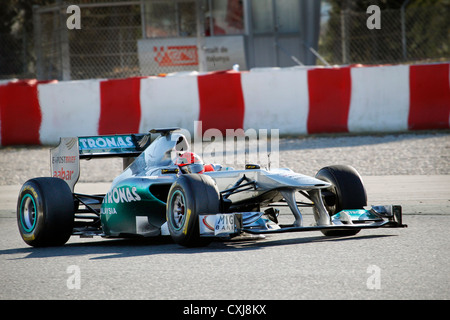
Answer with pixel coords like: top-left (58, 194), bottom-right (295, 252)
top-left (50, 133), bottom-right (151, 192)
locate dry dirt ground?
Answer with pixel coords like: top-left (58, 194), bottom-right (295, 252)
top-left (1, 131), bottom-right (448, 186)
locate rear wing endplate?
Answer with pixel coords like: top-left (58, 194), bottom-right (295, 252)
top-left (50, 133), bottom-right (151, 192)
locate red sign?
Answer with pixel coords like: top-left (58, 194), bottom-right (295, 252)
top-left (154, 45), bottom-right (198, 67)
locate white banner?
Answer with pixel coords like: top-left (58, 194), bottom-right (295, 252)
top-left (138, 36), bottom-right (247, 74)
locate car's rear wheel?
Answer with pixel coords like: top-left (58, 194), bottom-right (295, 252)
top-left (17, 177), bottom-right (74, 247)
top-left (166, 174), bottom-right (221, 247)
top-left (314, 165), bottom-right (367, 236)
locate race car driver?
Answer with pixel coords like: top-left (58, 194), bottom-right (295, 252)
top-left (175, 152), bottom-right (228, 174)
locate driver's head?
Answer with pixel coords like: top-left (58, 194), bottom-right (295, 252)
top-left (175, 152), bottom-right (204, 174)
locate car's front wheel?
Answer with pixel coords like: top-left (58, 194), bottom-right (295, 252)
top-left (166, 174), bottom-right (221, 247)
top-left (314, 165), bottom-right (367, 236)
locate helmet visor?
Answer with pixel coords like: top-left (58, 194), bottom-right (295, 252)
top-left (180, 163), bottom-right (204, 174)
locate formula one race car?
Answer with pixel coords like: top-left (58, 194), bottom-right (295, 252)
top-left (17, 128), bottom-right (406, 247)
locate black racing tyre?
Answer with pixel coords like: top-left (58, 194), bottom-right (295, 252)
top-left (166, 174), bottom-right (220, 247)
top-left (314, 165), bottom-right (367, 236)
top-left (17, 177), bottom-right (74, 247)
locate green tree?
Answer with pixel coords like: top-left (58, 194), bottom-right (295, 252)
top-left (0, 0), bottom-right (55, 78)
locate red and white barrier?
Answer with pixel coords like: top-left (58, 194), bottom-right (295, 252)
top-left (307, 66), bottom-right (351, 133)
top-left (0, 63), bottom-right (448, 146)
top-left (100, 77), bottom-right (143, 135)
top-left (409, 63), bottom-right (450, 130)
top-left (348, 64), bottom-right (411, 133)
top-left (0, 79), bottom-right (56, 145)
top-left (39, 79), bottom-right (102, 145)
top-left (139, 73), bottom-right (200, 133)
top-left (241, 68), bottom-right (309, 134)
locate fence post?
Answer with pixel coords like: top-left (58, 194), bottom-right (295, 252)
top-left (33, 5), bottom-right (44, 80)
top-left (59, 3), bottom-right (71, 80)
top-left (196, 0), bottom-right (207, 72)
top-left (340, 9), bottom-right (349, 64)
top-left (401, 0), bottom-right (410, 61)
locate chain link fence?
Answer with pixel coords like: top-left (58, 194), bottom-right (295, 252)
top-left (0, 29), bottom-right (35, 80)
top-left (319, 4), bottom-right (449, 65)
top-left (1, 1), bottom-right (448, 80)
top-left (31, 0), bottom-right (234, 80)
top-left (32, 0), bottom-right (205, 80)
top-left (33, 1), bottom-right (143, 80)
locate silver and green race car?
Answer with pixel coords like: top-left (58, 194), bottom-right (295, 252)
top-left (17, 128), bottom-right (406, 248)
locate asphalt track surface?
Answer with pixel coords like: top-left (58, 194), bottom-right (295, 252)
top-left (0, 134), bottom-right (449, 302)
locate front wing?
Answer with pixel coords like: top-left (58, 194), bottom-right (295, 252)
top-left (198, 205), bottom-right (406, 237)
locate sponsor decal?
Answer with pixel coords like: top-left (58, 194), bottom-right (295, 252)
top-left (183, 209), bottom-right (192, 235)
top-left (154, 45), bottom-right (198, 67)
top-left (23, 185), bottom-right (38, 200)
top-left (202, 216), bottom-right (215, 231)
top-left (103, 186), bottom-right (141, 204)
top-left (22, 233), bottom-right (35, 241)
top-left (65, 138), bottom-right (77, 150)
top-left (214, 214), bottom-right (235, 235)
top-left (52, 155), bottom-right (77, 164)
top-left (199, 214), bottom-right (236, 236)
top-left (53, 167), bottom-right (75, 181)
top-left (50, 137), bottom-right (80, 192)
top-left (78, 136), bottom-right (134, 150)
top-left (100, 207), bottom-right (117, 215)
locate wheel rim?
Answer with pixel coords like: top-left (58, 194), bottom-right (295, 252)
top-left (20, 194), bottom-right (37, 232)
top-left (170, 190), bottom-right (186, 231)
